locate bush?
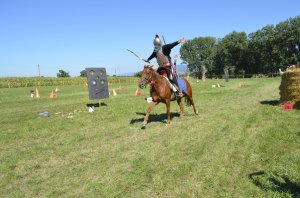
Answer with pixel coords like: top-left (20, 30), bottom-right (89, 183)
top-left (80, 70), bottom-right (87, 77)
top-left (57, 70), bottom-right (70, 78)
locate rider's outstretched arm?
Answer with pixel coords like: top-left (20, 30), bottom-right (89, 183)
top-left (163, 41), bottom-right (180, 52)
top-left (163, 38), bottom-right (186, 54)
top-left (147, 51), bottom-right (156, 62)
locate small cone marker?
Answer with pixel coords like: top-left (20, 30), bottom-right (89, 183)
top-left (36, 87), bottom-right (40, 98)
top-left (112, 89), bottom-right (117, 96)
top-left (55, 86), bottom-right (59, 92)
top-left (30, 90), bottom-right (34, 98)
top-left (50, 91), bottom-right (57, 99)
top-left (135, 89), bottom-right (141, 96)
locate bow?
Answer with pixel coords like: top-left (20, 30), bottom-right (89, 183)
top-left (127, 49), bottom-right (151, 64)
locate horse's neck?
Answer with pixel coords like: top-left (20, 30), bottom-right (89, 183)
top-left (151, 71), bottom-right (164, 82)
top-left (150, 70), bottom-right (171, 98)
top-left (151, 71), bottom-right (169, 90)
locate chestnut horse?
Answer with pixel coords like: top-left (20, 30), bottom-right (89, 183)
top-left (139, 65), bottom-right (198, 129)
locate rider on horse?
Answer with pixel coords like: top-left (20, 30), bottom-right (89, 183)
top-left (146, 34), bottom-right (186, 97)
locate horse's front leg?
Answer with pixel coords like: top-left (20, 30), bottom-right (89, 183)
top-left (142, 102), bottom-right (158, 129)
top-left (166, 99), bottom-right (171, 126)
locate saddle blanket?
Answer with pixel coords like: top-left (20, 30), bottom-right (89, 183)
top-left (163, 76), bottom-right (187, 93)
top-left (177, 78), bottom-right (187, 93)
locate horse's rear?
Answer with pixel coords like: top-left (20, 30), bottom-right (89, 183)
top-left (181, 78), bottom-right (198, 115)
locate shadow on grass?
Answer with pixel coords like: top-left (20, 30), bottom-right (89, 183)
top-left (260, 100), bottom-right (279, 106)
top-left (249, 171), bottom-right (300, 197)
top-left (86, 102), bottom-right (107, 108)
top-left (130, 112), bottom-right (180, 124)
top-left (294, 101), bottom-right (300, 110)
top-left (260, 100), bottom-right (300, 110)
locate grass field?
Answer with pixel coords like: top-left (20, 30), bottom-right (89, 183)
top-left (1, 78), bottom-right (299, 197)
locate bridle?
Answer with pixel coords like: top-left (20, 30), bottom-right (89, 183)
top-left (140, 68), bottom-right (155, 88)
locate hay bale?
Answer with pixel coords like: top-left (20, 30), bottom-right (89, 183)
top-left (237, 82), bottom-right (248, 88)
top-left (118, 86), bottom-right (124, 90)
top-left (279, 68), bottom-right (300, 103)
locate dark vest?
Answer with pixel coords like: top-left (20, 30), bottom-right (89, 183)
top-left (156, 49), bottom-right (171, 67)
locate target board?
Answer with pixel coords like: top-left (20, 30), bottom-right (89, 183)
top-left (86, 67), bottom-right (109, 100)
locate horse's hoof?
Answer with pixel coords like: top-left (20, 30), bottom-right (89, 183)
top-left (141, 124), bottom-right (146, 129)
top-left (195, 110), bottom-right (199, 115)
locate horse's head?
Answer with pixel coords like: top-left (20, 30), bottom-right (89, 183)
top-left (138, 65), bottom-right (154, 89)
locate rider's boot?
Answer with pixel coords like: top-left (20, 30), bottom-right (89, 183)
top-left (175, 89), bottom-right (183, 98)
top-left (170, 78), bottom-right (183, 98)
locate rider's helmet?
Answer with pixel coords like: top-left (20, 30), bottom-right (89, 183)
top-left (153, 34), bottom-right (162, 52)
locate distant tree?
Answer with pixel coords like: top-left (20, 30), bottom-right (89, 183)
top-left (214, 31), bottom-right (248, 75)
top-left (275, 16), bottom-right (300, 66)
top-left (182, 16), bottom-right (300, 76)
top-left (248, 25), bottom-right (279, 73)
top-left (180, 36), bottom-right (216, 78)
top-left (247, 16), bottom-right (300, 74)
top-left (134, 71), bottom-right (142, 78)
top-left (80, 70), bottom-right (87, 77)
top-left (201, 65), bottom-right (207, 81)
top-left (57, 70), bottom-right (70, 78)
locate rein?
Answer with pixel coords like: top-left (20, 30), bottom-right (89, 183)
top-left (143, 71), bottom-right (155, 86)
top-left (150, 79), bottom-right (155, 86)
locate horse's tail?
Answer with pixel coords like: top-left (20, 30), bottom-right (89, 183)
top-left (182, 78), bottom-right (198, 115)
top-left (183, 78), bottom-right (193, 106)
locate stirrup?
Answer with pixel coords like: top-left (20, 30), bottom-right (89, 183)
top-left (175, 91), bottom-right (183, 98)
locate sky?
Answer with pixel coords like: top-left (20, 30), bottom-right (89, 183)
top-left (0, 0), bottom-right (299, 77)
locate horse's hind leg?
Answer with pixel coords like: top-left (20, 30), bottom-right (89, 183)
top-left (142, 102), bottom-right (158, 129)
top-left (185, 81), bottom-right (198, 115)
top-left (177, 98), bottom-right (184, 118)
top-left (187, 95), bottom-right (198, 115)
top-left (190, 97), bottom-right (198, 115)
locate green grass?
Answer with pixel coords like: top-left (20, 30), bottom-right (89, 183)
top-left (0, 78), bottom-right (299, 197)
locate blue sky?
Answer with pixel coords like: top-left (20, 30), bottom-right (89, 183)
top-left (0, 0), bottom-right (299, 77)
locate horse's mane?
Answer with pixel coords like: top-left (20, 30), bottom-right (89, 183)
top-left (144, 65), bottom-right (155, 70)
top-left (144, 65), bottom-right (160, 75)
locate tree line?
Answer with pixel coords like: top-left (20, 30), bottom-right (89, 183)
top-left (180, 16), bottom-right (300, 78)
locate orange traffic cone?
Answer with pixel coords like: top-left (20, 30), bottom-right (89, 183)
top-left (55, 86), bottom-right (59, 92)
top-left (50, 91), bottom-right (57, 99)
top-left (135, 89), bottom-right (141, 96)
top-left (112, 89), bottom-right (117, 96)
top-left (35, 87), bottom-right (40, 98)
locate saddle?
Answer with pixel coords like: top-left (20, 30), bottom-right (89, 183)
top-left (162, 76), bottom-right (178, 92)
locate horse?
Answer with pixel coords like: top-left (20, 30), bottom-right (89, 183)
top-left (138, 65), bottom-right (198, 129)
